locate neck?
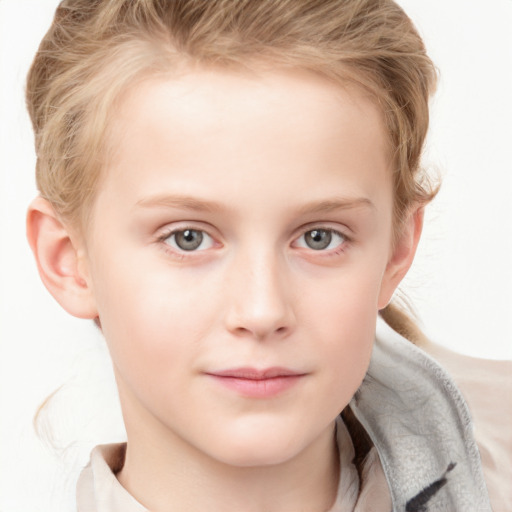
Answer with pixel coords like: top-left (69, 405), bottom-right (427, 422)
top-left (117, 415), bottom-right (340, 512)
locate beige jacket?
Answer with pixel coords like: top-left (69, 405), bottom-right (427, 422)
top-left (422, 339), bottom-right (512, 511)
top-left (76, 322), bottom-right (511, 511)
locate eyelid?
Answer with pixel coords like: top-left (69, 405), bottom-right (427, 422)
top-left (293, 222), bottom-right (352, 240)
top-left (155, 220), bottom-right (218, 238)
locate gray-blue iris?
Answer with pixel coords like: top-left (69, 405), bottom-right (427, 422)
top-left (175, 229), bottom-right (204, 251)
top-left (305, 229), bottom-right (331, 250)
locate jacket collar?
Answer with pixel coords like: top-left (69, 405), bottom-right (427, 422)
top-left (349, 319), bottom-right (492, 511)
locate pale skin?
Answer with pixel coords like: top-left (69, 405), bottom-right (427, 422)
top-left (27, 68), bottom-right (423, 512)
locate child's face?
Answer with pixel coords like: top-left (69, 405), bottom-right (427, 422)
top-left (80, 68), bottom-right (401, 466)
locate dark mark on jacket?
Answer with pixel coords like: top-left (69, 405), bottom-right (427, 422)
top-left (405, 462), bottom-right (457, 512)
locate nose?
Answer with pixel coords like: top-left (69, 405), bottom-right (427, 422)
top-left (224, 248), bottom-right (296, 341)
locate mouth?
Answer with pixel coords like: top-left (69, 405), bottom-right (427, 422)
top-left (204, 367), bottom-right (307, 398)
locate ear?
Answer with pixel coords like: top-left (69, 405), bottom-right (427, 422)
top-left (378, 207), bottom-right (424, 309)
top-left (26, 197), bottom-right (98, 319)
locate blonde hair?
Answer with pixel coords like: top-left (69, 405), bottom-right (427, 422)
top-left (26, 0), bottom-right (438, 339)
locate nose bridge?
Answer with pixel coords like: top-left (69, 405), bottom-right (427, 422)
top-left (225, 242), bottom-right (295, 339)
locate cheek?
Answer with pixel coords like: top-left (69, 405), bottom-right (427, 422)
top-left (321, 298), bottom-right (376, 382)
top-left (303, 267), bottom-right (383, 403)
top-left (89, 255), bottom-right (215, 377)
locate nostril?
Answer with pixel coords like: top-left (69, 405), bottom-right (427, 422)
top-left (230, 324), bottom-right (290, 340)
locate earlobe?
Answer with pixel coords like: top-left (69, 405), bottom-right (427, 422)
top-left (378, 207), bottom-right (424, 309)
top-left (26, 197), bottom-right (98, 319)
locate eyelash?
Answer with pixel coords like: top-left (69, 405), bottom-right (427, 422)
top-left (155, 225), bottom-right (351, 258)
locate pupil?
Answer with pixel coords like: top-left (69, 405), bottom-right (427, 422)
top-left (176, 229), bottom-right (203, 250)
top-left (306, 229), bottom-right (331, 250)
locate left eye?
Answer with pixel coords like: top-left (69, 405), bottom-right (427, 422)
top-left (164, 229), bottom-right (214, 252)
top-left (295, 229), bottom-right (346, 251)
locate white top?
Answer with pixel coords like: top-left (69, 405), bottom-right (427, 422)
top-left (76, 416), bottom-right (391, 512)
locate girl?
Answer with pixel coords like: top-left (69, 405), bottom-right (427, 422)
top-left (22, 0), bottom-right (510, 510)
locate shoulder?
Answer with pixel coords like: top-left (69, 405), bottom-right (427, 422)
top-left (421, 340), bottom-right (512, 511)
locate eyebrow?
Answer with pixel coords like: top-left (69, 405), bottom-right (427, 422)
top-left (135, 195), bottom-right (225, 213)
top-left (297, 197), bottom-right (376, 215)
top-left (135, 194), bottom-right (375, 214)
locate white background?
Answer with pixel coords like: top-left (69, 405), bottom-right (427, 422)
top-left (1, 0), bottom-right (511, 510)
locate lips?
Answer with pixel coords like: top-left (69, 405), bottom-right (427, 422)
top-left (209, 367), bottom-right (302, 379)
top-left (205, 367), bottom-right (306, 398)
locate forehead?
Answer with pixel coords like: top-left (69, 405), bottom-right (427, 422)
top-left (93, 67), bottom-right (391, 225)
top-left (110, 67), bottom-right (387, 153)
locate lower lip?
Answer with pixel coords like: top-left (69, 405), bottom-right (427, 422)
top-left (207, 375), bottom-right (304, 398)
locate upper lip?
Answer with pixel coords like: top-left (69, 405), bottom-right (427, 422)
top-left (206, 367), bottom-right (305, 380)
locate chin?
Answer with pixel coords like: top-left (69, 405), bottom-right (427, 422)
top-left (214, 440), bottom-right (300, 468)
top-left (204, 419), bottom-right (327, 468)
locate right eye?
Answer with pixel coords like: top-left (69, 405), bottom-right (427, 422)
top-left (163, 229), bottom-right (214, 252)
